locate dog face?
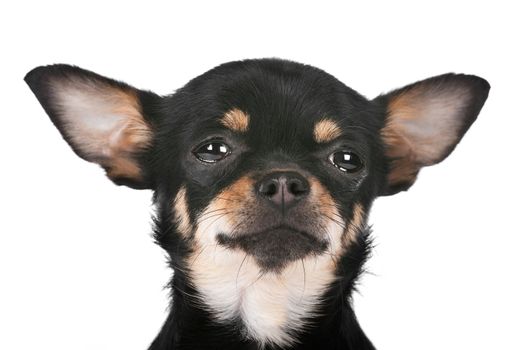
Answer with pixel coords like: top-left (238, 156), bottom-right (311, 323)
top-left (161, 62), bottom-right (383, 272)
top-left (26, 59), bottom-right (489, 347)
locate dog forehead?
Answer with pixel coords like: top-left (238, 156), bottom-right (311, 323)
top-left (209, 68), bottom-right (363, 121)
top-left (163, 59), bottom-right (378, 160)
top-left (239, 108), bottom-right (346, 148)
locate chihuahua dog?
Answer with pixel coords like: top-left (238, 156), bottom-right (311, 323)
top-left (25, 59), bottom-right (489, 350)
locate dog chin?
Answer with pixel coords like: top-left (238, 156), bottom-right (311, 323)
top-left (216, 226), bottom-right (328, 272)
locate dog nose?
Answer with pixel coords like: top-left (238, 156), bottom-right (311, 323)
top-left (256, 171), bottom-right (310, 211)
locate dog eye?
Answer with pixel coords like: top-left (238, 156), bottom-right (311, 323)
top-left (193, 142), bottom-right (231, 163)
top-left (329, 150), bottom-right (363, 173)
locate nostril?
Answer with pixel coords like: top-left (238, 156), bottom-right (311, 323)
top-left (259, 180), bottom-right (278, 197)
top-left (288, 178), bottom-right (309, 196)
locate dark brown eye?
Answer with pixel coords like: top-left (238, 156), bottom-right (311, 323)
top-left (193, 142), bottom-right (231, 163)
top-left (329, 150), bottom-right (363, 173)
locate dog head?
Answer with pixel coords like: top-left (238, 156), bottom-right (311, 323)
top-left (26, 59), bottom-right (489, 346)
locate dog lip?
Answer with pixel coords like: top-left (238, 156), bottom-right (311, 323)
top-left (267, 225), bottom-right (318, 241)
top-left (219, 224), bottom-right (320, 241)
top-left (216, 225), bottom-right (329, 251)
top-left (216, 225), bottom-right (328, 271)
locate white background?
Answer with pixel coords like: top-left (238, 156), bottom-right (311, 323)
top-left (1, 1), bottom-right (523, 349)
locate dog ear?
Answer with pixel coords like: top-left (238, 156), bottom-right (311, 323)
top-left (25, 64), bottom-right (160, 189)
top-left (375, 73), bottom-right (490, 196)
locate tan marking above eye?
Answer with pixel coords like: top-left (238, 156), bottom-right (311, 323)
top-left (220, 108), bottom-right (250, 132)
top-left (313, 118), bottom-right (342, 143)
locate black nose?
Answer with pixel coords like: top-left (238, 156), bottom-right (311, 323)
top-left (256, 171), bottom-right (310, 211)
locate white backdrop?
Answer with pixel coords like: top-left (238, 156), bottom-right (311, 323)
top-left (1, 1), bottom-right (523, 349)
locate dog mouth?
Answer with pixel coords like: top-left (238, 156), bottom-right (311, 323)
top-left (216, 226), bottom-right (328, 272)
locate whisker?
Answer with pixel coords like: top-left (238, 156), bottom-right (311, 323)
top-left (199, 207), bottom-right (230, 216)
top-left (200, 212), bottom-right (234, 234)
top-left (321, 213), bottom-right (346, 231)
top-left (197, 211), bottom-right (234, 224)
top-left (236, 253), bottom-right (249, 290)
top-left (229, 218), bottom-right (250, 236)
top-left (190, 245), bottom-right (208, 267)
top-left (247, 271), bottom-right (265, 289)
top-left (301, 258), bottom-right (306, 301)
top-left (215, 196), bottom-right (238, 202)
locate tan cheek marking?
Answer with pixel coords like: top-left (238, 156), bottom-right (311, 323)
top-left (211, 176), bottom-right (256, 229)
top-left (342, 203), bottom-right (365, 246)
top-left (309, 178), bottom-right (345, 262)
top-left (313, 118), bottom-right (342, 143)
top-left (173, 186), bottom-right (192, 238)
top-left (309, 178), bottom-right (338, 219)
top-left (220, 108), bottom-right (250, 132)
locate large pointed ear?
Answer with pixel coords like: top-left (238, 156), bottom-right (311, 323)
top-left (375, 73), bottom-right (490, 196)
top-left (25, 64), bottom-right (160, 189)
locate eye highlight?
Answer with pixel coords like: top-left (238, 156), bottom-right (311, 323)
top-left (329, 150), bottom-right (363, 173)
top-left (193, 141), bottom-right (231, 163)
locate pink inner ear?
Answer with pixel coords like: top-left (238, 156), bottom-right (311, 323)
top-left (382, 83), bottom-right (474, 188)
top-left (50, 78), bottom-right (151, 181)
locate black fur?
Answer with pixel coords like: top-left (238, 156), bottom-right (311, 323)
top-left (25, 58), bottom-right (490, 349)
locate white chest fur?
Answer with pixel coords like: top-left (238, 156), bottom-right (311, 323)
top-left (189, 215), bottom-right (342, 347)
